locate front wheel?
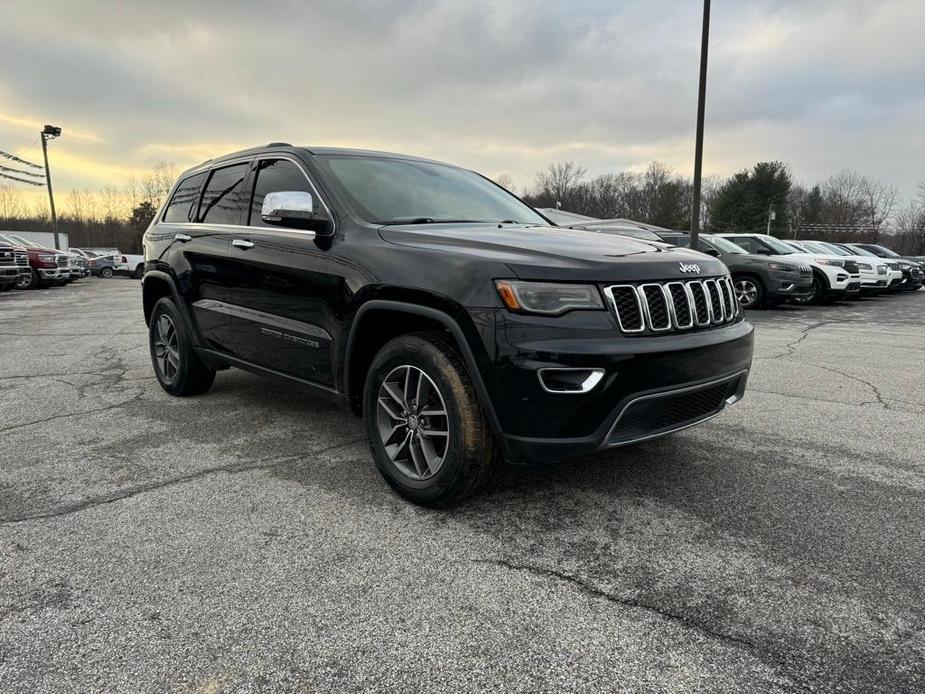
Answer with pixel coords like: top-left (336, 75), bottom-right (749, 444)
top-left (364, 333), bottom-right (499, 507)
top-left (792, 275), bottom-right (824, 305)
top-left (133, 264), bottom-right (144, 279)
top-left (17, 269), bottom-right (38, 290)
top-left (148, 297), bottom-right (216, 396)
top-left (732, 276), bottom-right (764, 309)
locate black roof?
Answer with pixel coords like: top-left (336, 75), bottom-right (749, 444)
top-left (187, 144), bottom-right (447, 176)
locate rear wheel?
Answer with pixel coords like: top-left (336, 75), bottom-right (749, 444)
top-left (148, 297), bottom-right (215, 396)
top-left (364, 333), bottom-right (499, 507)
top-left (133, 264), bottom-right (145, 279)
top-left (100, 267), bottom-right (114, 279)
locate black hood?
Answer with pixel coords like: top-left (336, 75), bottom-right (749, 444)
top-left (379, 223), bottom-right (729, 282)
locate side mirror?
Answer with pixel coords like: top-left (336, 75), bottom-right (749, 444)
top-left (704, 247), bottom-right (721, 257)
top-left (261, 191), bottom-right (332, 234)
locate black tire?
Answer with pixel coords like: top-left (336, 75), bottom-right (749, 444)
top-left (133, 264), bottom-right (145, 280)
top-left (0, 283), bottom-right (12, 292)
top-left (17, 269), bottom-right (39, 290)
top-left (148, 297), bottom-right (216, 396)
top-left (364, 332), bottom-right (499, 507)
top-left (793, 274), bottom-right (825, 305)
top-left (100, 266), bottom-right (114, 279)
top-left (732, 275), bottom-right (764, 309)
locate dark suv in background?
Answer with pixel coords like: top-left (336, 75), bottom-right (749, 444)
top-left (142, 145), bottom-right (754, 505)
top-left (657, 232), bottom-right (813, 309)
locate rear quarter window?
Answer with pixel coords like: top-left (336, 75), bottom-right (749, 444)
top-left (163, 173), bottom-right (206, 223)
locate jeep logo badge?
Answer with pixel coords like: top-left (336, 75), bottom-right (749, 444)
top-left (679, 262), bottom-right (701, 274)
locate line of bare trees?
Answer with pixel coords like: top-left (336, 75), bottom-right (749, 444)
top-left (517, 162), bottom-right (925, 254)
top-left (0, 163), bottom-right (177, 253)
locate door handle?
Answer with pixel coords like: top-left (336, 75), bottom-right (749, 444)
top-left (232, 239), bottom-right (255, 250)
top-left (174, 233), bottom-right (191, 243)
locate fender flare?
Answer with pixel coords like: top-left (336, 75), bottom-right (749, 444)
top-left (141, 270), bottom-right (201, 347)
top-left (343, 300), bottom-right (503, 435)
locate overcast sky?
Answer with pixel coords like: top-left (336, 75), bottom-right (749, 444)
top-left (1, 0), bottom-right (923, 201)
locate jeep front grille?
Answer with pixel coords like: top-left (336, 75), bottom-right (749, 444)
top-left (604, 277), bottom-right (738, 335)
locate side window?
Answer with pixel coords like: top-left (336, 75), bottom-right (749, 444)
top-left (732, 237), bottom-right (759, 253)
top-left (697, 240), bottom-right (714, 253)
top-left (248, 159), bottom-right (313, 226)
top-left (197, 163), bottom-right (249, 225)
top-left (162, 172), bottom-right (206, 223)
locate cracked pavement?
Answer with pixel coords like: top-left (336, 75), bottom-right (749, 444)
top-left (1, 280), bottom-right (924, 693)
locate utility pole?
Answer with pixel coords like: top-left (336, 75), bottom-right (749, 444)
top-left (41, 125), bottom-right (62, 249)
top-left (766, 202), bottom-right (776, 235)
top-left (690, 0), bottom-right (711, 249)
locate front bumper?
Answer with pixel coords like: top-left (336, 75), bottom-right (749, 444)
top-left (767, 271), bottom-right (813, 299)
top-left (483, 309), bottom-right (755, 465)
top-left (0, 266), bottom-right (20, 283)
top-left (38, 268), bottom-right (69, 280)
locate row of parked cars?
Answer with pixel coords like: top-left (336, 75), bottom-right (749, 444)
top-left (566, 221), bottom-right (924, 309)
top-left (0, 231), bottom-right (143, 292)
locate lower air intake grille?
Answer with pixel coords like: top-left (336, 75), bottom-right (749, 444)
top-left (607, 375), bottom-right (743, 446)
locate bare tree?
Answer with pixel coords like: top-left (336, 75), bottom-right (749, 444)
top-left (494, 173), bottom-right (515, 192)
top-left (534, 162), bottom-right (587, 209)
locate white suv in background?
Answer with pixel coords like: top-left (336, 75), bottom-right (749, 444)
top-left (718, 233), bottom-right (861, 304)
top-left (792, 240), bottom-right (893, 295)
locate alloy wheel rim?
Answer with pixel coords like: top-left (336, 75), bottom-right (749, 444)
top-left (734, 280), bottom-right (759, 307)
top-left (376, 365), bottom-right (449, 481)
top-left (153, 314), bottom-right (180, 382)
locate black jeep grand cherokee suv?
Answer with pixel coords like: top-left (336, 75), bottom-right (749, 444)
top-left (142, 145), bottom-right (753, 506)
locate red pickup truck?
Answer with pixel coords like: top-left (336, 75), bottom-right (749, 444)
top-left (0, 232), bottom-right (70, 289)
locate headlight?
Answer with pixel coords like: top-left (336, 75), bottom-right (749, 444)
top-left (38, 253), bottom-right (55, 263)
top-left (877, 265), bottom-right (888, 275)
top-left (857, 263), bottom-right (872, 271)
top-left (816, 259), bottom-right (845, 267)
top-left (495, 280), bottom-right (604, 315)
top-left (768, 262), bottom-right (795, 272)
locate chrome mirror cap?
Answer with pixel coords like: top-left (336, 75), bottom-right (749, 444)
top-left (261, 190), bottom-right (313, 222)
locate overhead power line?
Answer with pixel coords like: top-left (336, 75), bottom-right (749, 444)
top-left (0, 163), bottom-right (45, 178)
top-left (0, 149), bottom-right (44, 170)
top-left (0, 171), bottom-right (45, 186)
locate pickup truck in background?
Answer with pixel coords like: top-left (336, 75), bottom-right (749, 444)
top-left (114, 253), bottom-right (145, 279)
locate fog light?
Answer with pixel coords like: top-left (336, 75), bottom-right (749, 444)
top-left (537, 368), bottom-right (605, 394)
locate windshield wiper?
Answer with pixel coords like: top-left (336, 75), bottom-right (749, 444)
top-left (380, 218), bottom-right (484, 226)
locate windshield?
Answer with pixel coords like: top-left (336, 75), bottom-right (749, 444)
top-left (800, 240), bottom-right (834, 255)
top-left (7, 233), bottom-right (40, 248)
top-left (848, 245), bottom-right (878, 258)
top-left (757, 235), bottom-right (800, 255)
top-left (869, 244), bottom-right (900, 258)
top-left (815, 242), bottom-right (850, 256)
top-left (315, 155), bottom-right (548, 226)
top-left (704, 235), bottom-right (747, 254)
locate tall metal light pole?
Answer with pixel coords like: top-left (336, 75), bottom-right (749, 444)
top-left (40, 124), bottom-right (62, 249)
top-left (690, 0), bottom-right (711, 249)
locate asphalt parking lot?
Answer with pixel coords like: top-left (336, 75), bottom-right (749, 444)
top-left (1, 279), bottom-right (923, 693)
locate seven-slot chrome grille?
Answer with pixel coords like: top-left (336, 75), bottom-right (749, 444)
top-left (604, 277), bottom-right (738, 335)
top-left (15, 250), bottom-right (28, 267)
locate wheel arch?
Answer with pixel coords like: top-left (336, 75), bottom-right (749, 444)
top-left (343, 300), bottom-right (502, 434)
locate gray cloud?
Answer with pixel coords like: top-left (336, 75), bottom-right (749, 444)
top-left (0, 0), bottom-right (921, 200)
